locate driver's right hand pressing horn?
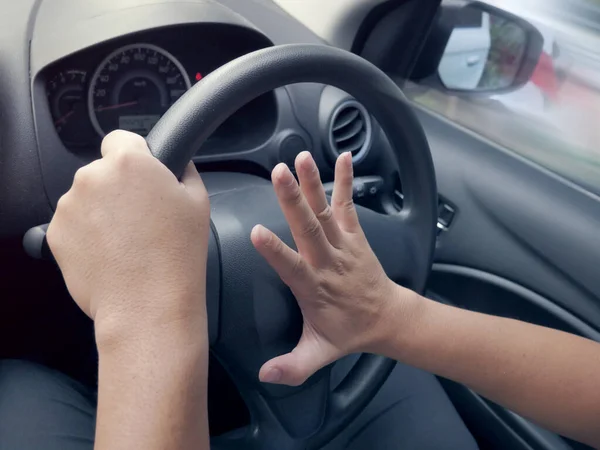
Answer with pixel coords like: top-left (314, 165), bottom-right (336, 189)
top-left (4, 131), bottom-right (600, 450)
top-left (253, 150), bottom-right (600, 449)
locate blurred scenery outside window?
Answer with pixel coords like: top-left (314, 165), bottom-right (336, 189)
top-left (478, 16), bottom-right (527, 89)
top-left (406, 0), bottom-right (600, 194)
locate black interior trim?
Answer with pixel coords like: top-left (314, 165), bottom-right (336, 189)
top-left (428, 265), bottom-right (599, 450)
top-left (415, 106), bottom-right (600, 329)
top-left (438, 380), bottom-right (578, 450)
top-left (430, 264), bottom-right (600, 341)
top-left (351, 0), bottom-right (407, 54)
top-left (357, 0), bottom-right (441, 82)
top-left (0, 0), bottom-right (54, 237)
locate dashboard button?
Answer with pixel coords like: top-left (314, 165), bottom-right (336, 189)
top-left (438, 203), bottom-right (456, 228)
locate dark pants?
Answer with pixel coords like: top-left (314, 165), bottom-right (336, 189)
top-left (0, 357), bottom-right (477, 450)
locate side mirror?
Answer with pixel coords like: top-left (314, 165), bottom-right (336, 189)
top-left (413, 1), bottom-right (543, 94)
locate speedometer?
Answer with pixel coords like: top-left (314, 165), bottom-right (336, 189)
top-left (88, 43), bottom-right (191, 137)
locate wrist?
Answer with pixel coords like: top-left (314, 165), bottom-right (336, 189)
top-left (93, 292), bottom-right (208, 355)
top-left (367, 282), bottom-right (428, 358)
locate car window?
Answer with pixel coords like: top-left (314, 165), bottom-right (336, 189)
top-left (406, 0), bottom-right (600, 194)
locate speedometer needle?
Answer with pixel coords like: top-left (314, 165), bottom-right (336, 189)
top-left (54, 110), bottom-right (74, 126)
top-left (95, 101), bottom-right (139, 112)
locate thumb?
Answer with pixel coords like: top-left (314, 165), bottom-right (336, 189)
top-left (259, 330), bottom-right (340, 387)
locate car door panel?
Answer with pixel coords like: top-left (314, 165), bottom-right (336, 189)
top-left (428, 266), bottom-right (600, 341)
top-left (415, 104), bottom-right (599, 450)
top-left (418, 108), bottom-right (600, 328)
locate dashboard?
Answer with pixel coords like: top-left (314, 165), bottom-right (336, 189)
top-left (43, 24), bottom-right (277, 154)
top-left (5, 3), bottom-right (599, 448)
top-left (1, 0), bottom-right (399, 238)
top-left (0, 0), bottom-right (430, 437)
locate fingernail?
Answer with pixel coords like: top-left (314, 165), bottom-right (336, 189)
top-left (262, 367), bottom-right (282, 384)
top-left (344, 152), bottom-right (353, 166)
top-left (254, 225), bottom-right (271, 245)
top-left (343, 152), bottom-right (353, 174)
top-left (275, 164), bottom-right (295, 186)
top-left (299, 151), bottom-right (317, 173)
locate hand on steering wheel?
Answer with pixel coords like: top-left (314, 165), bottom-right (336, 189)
top-left (47, 130), bottom-right (211, 340)
top-left (253, 151), bottom-right (413, 387)
top-left (36, 44), bottom-right (438, 448)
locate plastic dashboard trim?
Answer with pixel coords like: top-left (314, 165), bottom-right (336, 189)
top-left (30, 0), bottom-right (262, 73)
top-left (27, 1), bottom-right (290, 209)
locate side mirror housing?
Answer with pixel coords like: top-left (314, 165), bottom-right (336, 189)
top-left (412, 1), bottom-right (544, 95)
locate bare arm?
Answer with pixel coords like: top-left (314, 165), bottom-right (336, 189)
top-left (379, 294), bottom-right (600, 448)
top-left (47, 131), bottom-right (211, 450)
top-left (95, 315), bottom-right (209, 450)
top-left (251, 150), bottom-right (600, 449)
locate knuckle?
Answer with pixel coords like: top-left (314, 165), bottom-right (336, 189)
top-left (103, 129), bottom-right (124, 144)
top-left (342, 199), bottom-right (356, 213)
top-left (104, 129), bottom-right (146, 148)
top-left (55, 192), bottom-right (71, 213)
top-left (112, 147), bottom-right (141, 172)
top-left (72, 166), bottom-right (94, 189)
top-left (290, 254), bottom-right (307, 279)
top-left (268, 235), bottom-right (283, 253)
top-left (330, 257), bottom-right (347, 277)
top-left (315, 205), bottom-right (333, 223)
top-left (103, 130), bottom-right (149, 165)
top-left (301, 217), bottom-right (322, 239)
top-left (333, 198), bottom-right (355, 213)
top-left (287, 186), bottom-right (304, 206)
top-left (128, 132), bottom-right (148, 148)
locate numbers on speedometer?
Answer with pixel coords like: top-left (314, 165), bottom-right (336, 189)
top-left (88, 44), bottom-right (191, 137)
top-left (47, 69), bottom-right (96, 147)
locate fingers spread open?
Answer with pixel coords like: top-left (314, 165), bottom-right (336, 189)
top-left (271, 163), bottom-right (332, 263)
top-left (295, 152), bottom-right (343, 248)
top-left (251, 225), bottom-right (314, 290)
top-left (331, 152), bottom-right (360, 233)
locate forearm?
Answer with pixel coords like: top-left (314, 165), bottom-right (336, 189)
top-left (379, 287), bottom-right (600, 447)
top-left (94, 317), bottom-right (209, 450)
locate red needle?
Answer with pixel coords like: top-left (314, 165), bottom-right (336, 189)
top-left (54, 110), bottom-right (75, 126)
top-left (95, 101), bottom-right (139, 112)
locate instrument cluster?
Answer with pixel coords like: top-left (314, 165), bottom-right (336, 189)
top-left (44, 25), bottom-right (277, 154)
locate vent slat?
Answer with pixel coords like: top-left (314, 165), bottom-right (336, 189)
top-left (332, 109), bottom-right (360, 131)
top-left (330, 103), bottom-right (370, 159)
top-left (333, 117), bottom-right (364, 143)
top-left (338, 131), bottom-right (366, 154)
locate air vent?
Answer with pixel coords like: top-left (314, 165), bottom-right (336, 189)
top-left (329, 101), bottom-right (372, 163)
top-left (393, 176), bottom-right (404, 210)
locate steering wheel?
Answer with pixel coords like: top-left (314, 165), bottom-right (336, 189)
top-left (26, 44), bottom-right (438, 450)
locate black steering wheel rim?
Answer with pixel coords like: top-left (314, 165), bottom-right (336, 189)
top-left (146, 44), bottom-right (438, 450)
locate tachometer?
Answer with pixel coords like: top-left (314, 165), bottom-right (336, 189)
top-left (88, 44), bottom-right (191, 137)
top-left (47, 69), bottom-right (95, 147)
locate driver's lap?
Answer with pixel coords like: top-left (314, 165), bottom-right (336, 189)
top-left (0, 357), bottom-right (477, 449)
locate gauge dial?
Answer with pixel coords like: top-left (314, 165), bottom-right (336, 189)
top-left (88, 44), bottom-right (191, 137)
top-left (47, 69), bottom-right (95, 147)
